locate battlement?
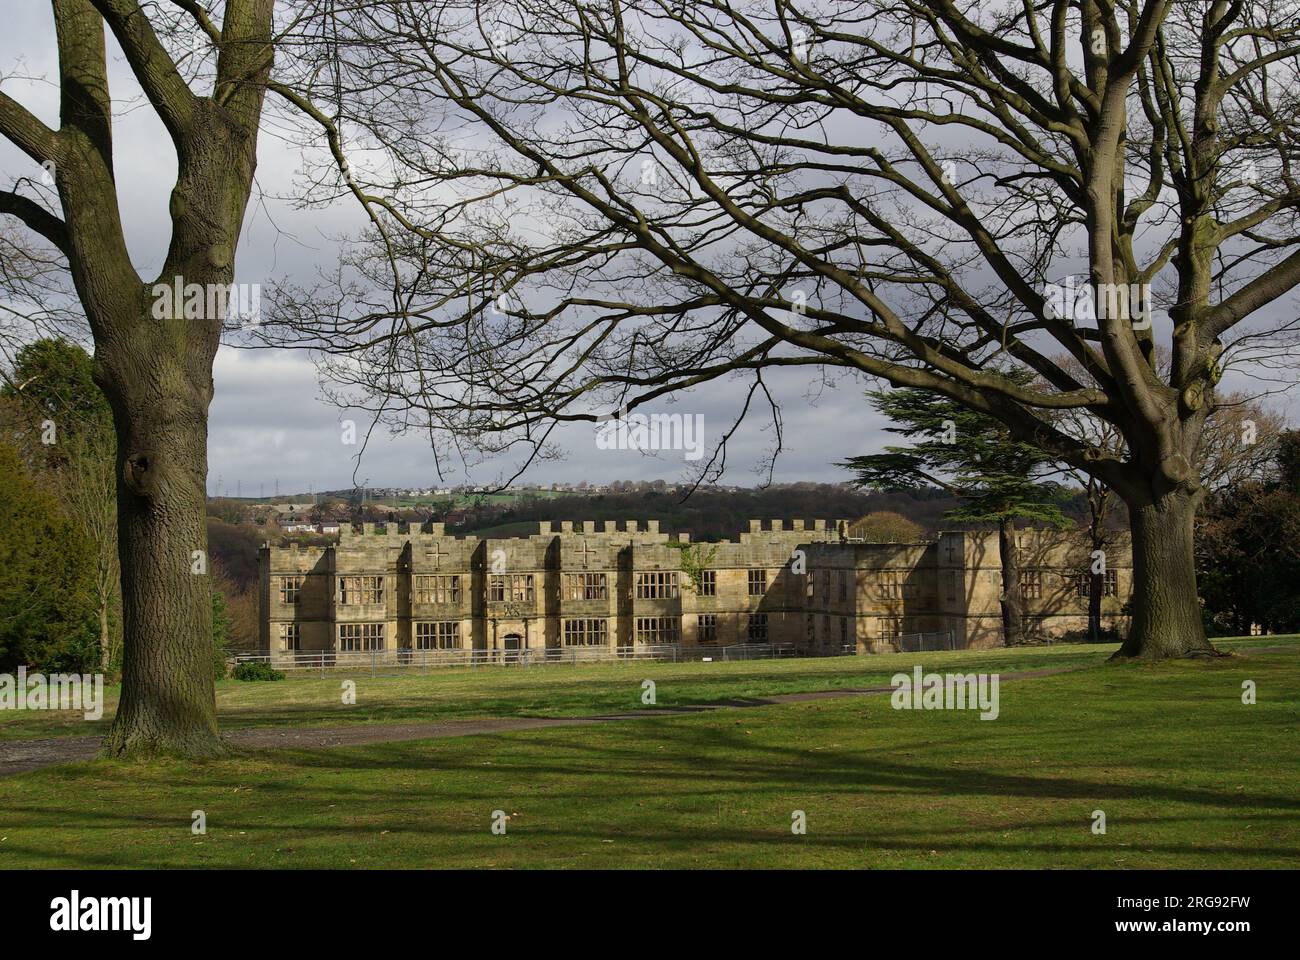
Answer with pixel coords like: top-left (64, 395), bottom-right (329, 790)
top-left (325, 518), bottom-right (857, 542)
top-left (737, 517), bottom-right (850, 544)
top-left (338, 521), bottom-right (461, 539)
top-left (259, 539), bottom-right (331, 574)
top-left (541, 519), bottom-right (667, 537)
top-left (260, 518), bottom-right (1135, 660)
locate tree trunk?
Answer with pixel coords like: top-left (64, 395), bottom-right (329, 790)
top-left (16, 0), bottom-right (274, 756)
top-left (98, 332), bottom-right (222, 757)
top-left (98, 597), bottom-right (110, 672)
top-left (1113, 489), bottom-right (1220, 660)
top-left (1088, 567), bottom-right (1103, 643)
top-left (998, 517), bottom-right (1023, 646)
top-left (1086, 485), bottom-right (1108, 644)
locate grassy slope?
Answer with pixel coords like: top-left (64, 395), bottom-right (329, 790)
top-left (1, 636), bottom-right (1292, 742)
top-left (0, 643), bottom-right (1296, 868)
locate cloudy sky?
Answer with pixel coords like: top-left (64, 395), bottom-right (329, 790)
top-left (206, 347), bottom-right (882, 495)
top-left (1, 5), bottom-right (897, 496)
top-left (2, 5), bottom-right (1294, 497)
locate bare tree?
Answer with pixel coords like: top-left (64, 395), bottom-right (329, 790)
top-left (1051, 340), bottom-right (1287, 640)
top-left (261, 0), bottom-right (1300, 660)
top-left (1196, 392), bottom-right (1289, 490)
top-left (65, 426), bottom-right (121, 670)
top-left (1046, 378), bottom-right (1127, 643)
top-left (0, 0), bottom-right (280, 755)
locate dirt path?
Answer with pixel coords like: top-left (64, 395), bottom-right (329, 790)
top-left (0, 664), bottom-right (1090, 777)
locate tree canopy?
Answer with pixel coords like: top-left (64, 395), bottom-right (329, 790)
top-left (1197, 430), bottom-right (1300, 635)
top-left (257, 0), bottom-right (1300, 658)
top-left (0, 442), bottom-right (97, 672)
top-left (842, 385), bottom-right (1070, 530)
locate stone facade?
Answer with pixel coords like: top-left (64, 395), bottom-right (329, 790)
top-left (258, 519), bottom-right (1132, 659)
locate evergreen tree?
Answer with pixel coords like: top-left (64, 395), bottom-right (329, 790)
top-left (0, 442), bottom-right (97, 671)
top-left (1197, 430), bottom-right (1300, 635)
top-left (842, 386), bottom-right (1068, 645)
top-left (211, 588), bottom-right (231, 681)
top-left (2, 339), bottom-right (120, 669)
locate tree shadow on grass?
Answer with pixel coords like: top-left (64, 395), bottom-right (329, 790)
top-left (4, 715), bottom-right (1297, 867)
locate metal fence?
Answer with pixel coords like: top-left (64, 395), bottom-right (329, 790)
top-left (837, 631), bottom-right (960, 655)
top-left (230, 642), bottom-right (799, 677)
top-left (893, 630), bottom-right (957, 653)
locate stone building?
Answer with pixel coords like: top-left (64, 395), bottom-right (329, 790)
top-left (258, 519), bottom-right (1132, 660)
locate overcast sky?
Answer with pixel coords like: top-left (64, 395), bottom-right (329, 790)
top-left (207, 347), bottom-right (884, 494)
top-left (0, 4), bottom-right (901, 495)
top-left (2, 5), bottom-right (1295, 497)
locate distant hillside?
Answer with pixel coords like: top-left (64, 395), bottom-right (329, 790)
top-left (453, 484), bottom-right (1036, 541)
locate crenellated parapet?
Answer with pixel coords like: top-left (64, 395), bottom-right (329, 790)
top-left (258, 517), bottom-right (1134, 659)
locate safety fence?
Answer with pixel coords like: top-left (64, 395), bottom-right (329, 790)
top-left (231, 642), bottom-right (800, 676)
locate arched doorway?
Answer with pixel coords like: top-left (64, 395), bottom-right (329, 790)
top-left (502, 632), bottom-right (525, 662)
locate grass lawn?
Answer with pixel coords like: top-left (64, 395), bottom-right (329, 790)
top-left (0, 640), bottom-right (1297, 868)
top-left (0, 635), bottom-right (1293, 743)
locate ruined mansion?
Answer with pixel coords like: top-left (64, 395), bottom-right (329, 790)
top-left (258, 519), bottom-right (1132, 660)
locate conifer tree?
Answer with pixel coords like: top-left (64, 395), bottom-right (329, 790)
top-left (843, 387), bottom-right (1068, 645)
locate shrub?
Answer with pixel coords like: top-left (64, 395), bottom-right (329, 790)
top-left (232, 661), bottom-right (286, 682)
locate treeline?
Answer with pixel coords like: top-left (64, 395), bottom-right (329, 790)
top-left (1197, 434), bottom-right (1300, 636)
top-left (449, 483), bottom-right (1110, 540)
top-left (1, 340), bottom-right (244, 673)
top-left (1, 340), bottom-right (119, 673)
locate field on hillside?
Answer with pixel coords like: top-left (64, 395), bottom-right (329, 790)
top-left (0, 639), bottom-right (1297, 869)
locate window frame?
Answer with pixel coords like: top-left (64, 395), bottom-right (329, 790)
top-left (278, 622), bottom-right (300, 651)
top-left (1021, 571), bottom-right (1043, 600)
top-left (414, 620), bottom-right (460, 650)
top-left (635, 571), bottom-right (680, 600)
top-left (634, 616), bottom-right (681, 644)
top-left (338, 622), bottom-right (384, 651)
top-left (564, 572), bottom-right (608, 601)
top-left (415, 575), bottom-right (462, 604)
top-left (339, 575), bottom-right (384, 606)
top-left (562, 618), bottom-right (609, 646)
top-left (489, 574), bottom-right (535, 603)
top-left (278, 575), bottom-right (303, 605)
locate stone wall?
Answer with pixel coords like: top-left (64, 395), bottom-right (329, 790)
top-left (258, 518), bottom-right (1132, 659)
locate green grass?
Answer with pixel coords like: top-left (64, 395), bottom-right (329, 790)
top-left (0, 641), bottom-right (1297, 868)
top-left (1, 635), bottom-right (1294, 742)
